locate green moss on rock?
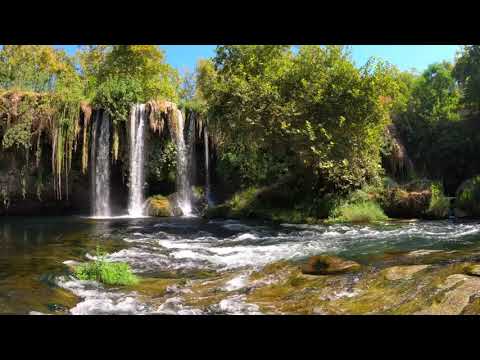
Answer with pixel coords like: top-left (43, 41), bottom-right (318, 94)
top-left (146, 195), bottom-right (173, 217)
top-left (381, 180), bottom-right (449, 219)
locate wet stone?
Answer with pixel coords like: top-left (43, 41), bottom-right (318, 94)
top-left (415, 274), bottom-right (480, 315)
top-left (383, 265), bottom-right (430, 281)
top-left (465, 264), bottom-right (480, 277)
top-left (407, 250), bottom-right (444, 257)
top-left (301, 255), bottom-right (361, 275)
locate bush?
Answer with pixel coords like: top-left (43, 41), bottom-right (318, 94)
top-left (456, 175), bottom-right (480, 217)
top-left (426, 183), bottom-right (450, 218)
top-left (74, 247), bottom-right (138, 286)
top-left (329, 201), bottom-right (388, 223)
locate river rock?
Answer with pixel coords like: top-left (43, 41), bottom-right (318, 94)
top-left (415, 274), bottom-right (480, 315)
top-left (301, 255), bottom-right (361, 275)
top-left (465, 264), bottom-right (480, 277)
top-left (406, 249), bottom-right (443, 257)
top-left (383, 265), bottom-right (430, 281)
top-left (454, 208), bottom-right (468, 218)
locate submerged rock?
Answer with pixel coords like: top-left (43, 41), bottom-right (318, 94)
top-left (301, 255), bottom-right (361, 275)
top-left (406, 249), bottom-right (444, 257)
top-left (383, 265), bottom-right (430, 281)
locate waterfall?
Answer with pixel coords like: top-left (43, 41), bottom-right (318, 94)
top-left (127, 104), bottom-right (147, 217)
top-left (90, 110), bottom-right (111, 217)
top-left (204, 124), bottom-right (211, 205)
top-left (187, 113), bottom-right (196, 189)
top-left (175, 109), bottom-right (193, 216)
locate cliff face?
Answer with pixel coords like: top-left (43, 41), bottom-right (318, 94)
top-left (0, 148), bottom-right (90, 215)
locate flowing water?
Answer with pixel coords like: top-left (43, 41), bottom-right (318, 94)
top-left (90, 111), bottom-right (111, 217)
top-left (2, 216), bottom-right (480, 314)
top-left (127, 104), bottom-right (147, 217)
top-left (204, 124), bottom-right (211, 205)
top-left (174, 110), bottom-right (193, 216)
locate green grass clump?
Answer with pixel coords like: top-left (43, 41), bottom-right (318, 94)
top-left (74, 246), bottom-right (138, 286)
top-left (329, 201), bottom-right (388, 223)
top-left (426, 183), bottom-right (450, 218)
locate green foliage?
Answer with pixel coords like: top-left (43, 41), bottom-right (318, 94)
top-left (393, 62), bottom-right (471, 192)
top-left (95, 75), bottom-right (143, 123)
top-left (456, 176), bottom-right (480, 217)
top-left (74, 246), bottom-right (138, 286)
top-left (147, 138), bottom-right (177, 185)
top-left (198, 45), bottom-right (397, 196)
top-left (329, 201), bottom-right (388, 223)
top-left (409, 62), bottom-right (460, 123)
top-left (426, 183), bottom-right (450, 218)
top-left (0, 45), bottom-right (182, 201)
top-left (454, 45), bottom-right (480, 111)
top-left (328, 185), bottom-right (388, 223)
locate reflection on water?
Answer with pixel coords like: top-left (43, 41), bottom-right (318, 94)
top-left (1, 216), bottom-right (480, 314)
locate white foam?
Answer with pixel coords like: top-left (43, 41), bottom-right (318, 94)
top-left (232, 233), bottom-right (258, 241)
top-left (217, 295), bottom-right (261, 315)
top-left (223, 274), bottom-right (249, 291)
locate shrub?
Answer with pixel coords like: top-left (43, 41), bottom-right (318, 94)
top-left (425, 183), bottom-right (450, 218)
top-left (456, 175), bottom-right (480, 217)
top-left (74, 246), bottom-right (138, 286)
top-left (329, 201), bottom-right (388, 223)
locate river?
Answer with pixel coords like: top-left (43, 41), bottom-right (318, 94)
top-left (1, 216), bottom-right (480, 314)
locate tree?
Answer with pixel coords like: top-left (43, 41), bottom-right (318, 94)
top-left (454, 45), bottom-right (480, 112)
top-left (198, 45), bottom-right (397, 195)
top-left (409, 62), bottom-right (460, 123)
top-left (85, 45), bottom-right (181, 123)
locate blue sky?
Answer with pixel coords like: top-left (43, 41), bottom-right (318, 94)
top-left (58, 45), bottom-right (461, 73)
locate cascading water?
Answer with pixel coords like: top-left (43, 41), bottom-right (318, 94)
top-left (127, 104), bottom-right (147, 217)
top-left (175, 109), bottom-right (193, 216)
top-left (90, 111), bottom-right (111, 217)
top-left (187, 113), bottom-right (196, 189)
top-left (204, 124), bottom-right (212, 205)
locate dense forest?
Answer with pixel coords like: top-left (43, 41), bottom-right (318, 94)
top-left (1, 45), bottom-right (480, 222)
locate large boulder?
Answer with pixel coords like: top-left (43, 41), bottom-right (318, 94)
top-left (146, 195), bottom-right (173, 217)
top-left (301, 255), bottom-right (361, 275)
top-left (381, 180), bottom-right (450, 219)
top-left (456, 176), bottom-right (480, 218)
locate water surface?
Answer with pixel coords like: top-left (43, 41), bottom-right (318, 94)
top-left (2, 216), bottom-right (480, 314)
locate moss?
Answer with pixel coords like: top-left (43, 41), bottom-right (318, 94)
top-left (127, 278), bottom-right (177, 298)
top-left (244, 258), bottom-right (478, 314)
top-left (146, 195), bottom-right (172, 217)
top-left (381, 180), bottom-right (449, 219)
